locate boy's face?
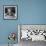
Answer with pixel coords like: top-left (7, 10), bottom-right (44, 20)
top-left (8, 8), bottom-right (11, 13)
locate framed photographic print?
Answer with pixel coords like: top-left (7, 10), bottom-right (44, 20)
top-left (3, 5), bottom-right (17, 20)
top-left (18, 24), bottom-right (46, 41)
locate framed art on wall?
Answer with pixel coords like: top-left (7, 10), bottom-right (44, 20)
top-left (18, 24), bottom-right (46, 41)
top-left (3, 5), bottom-right (17, 20)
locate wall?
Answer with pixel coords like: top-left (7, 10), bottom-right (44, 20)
top-left (20, 0), bottom-right (46, 24)
top-left (0, 0), bottom-right (46, 44)
top-left (0, 0), bottom-right (19, 44)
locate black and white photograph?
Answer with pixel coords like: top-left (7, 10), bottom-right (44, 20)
top-left (3, 5), bottom-right (17, 19)
top-left (18, 25), bottom-right (46, 46)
